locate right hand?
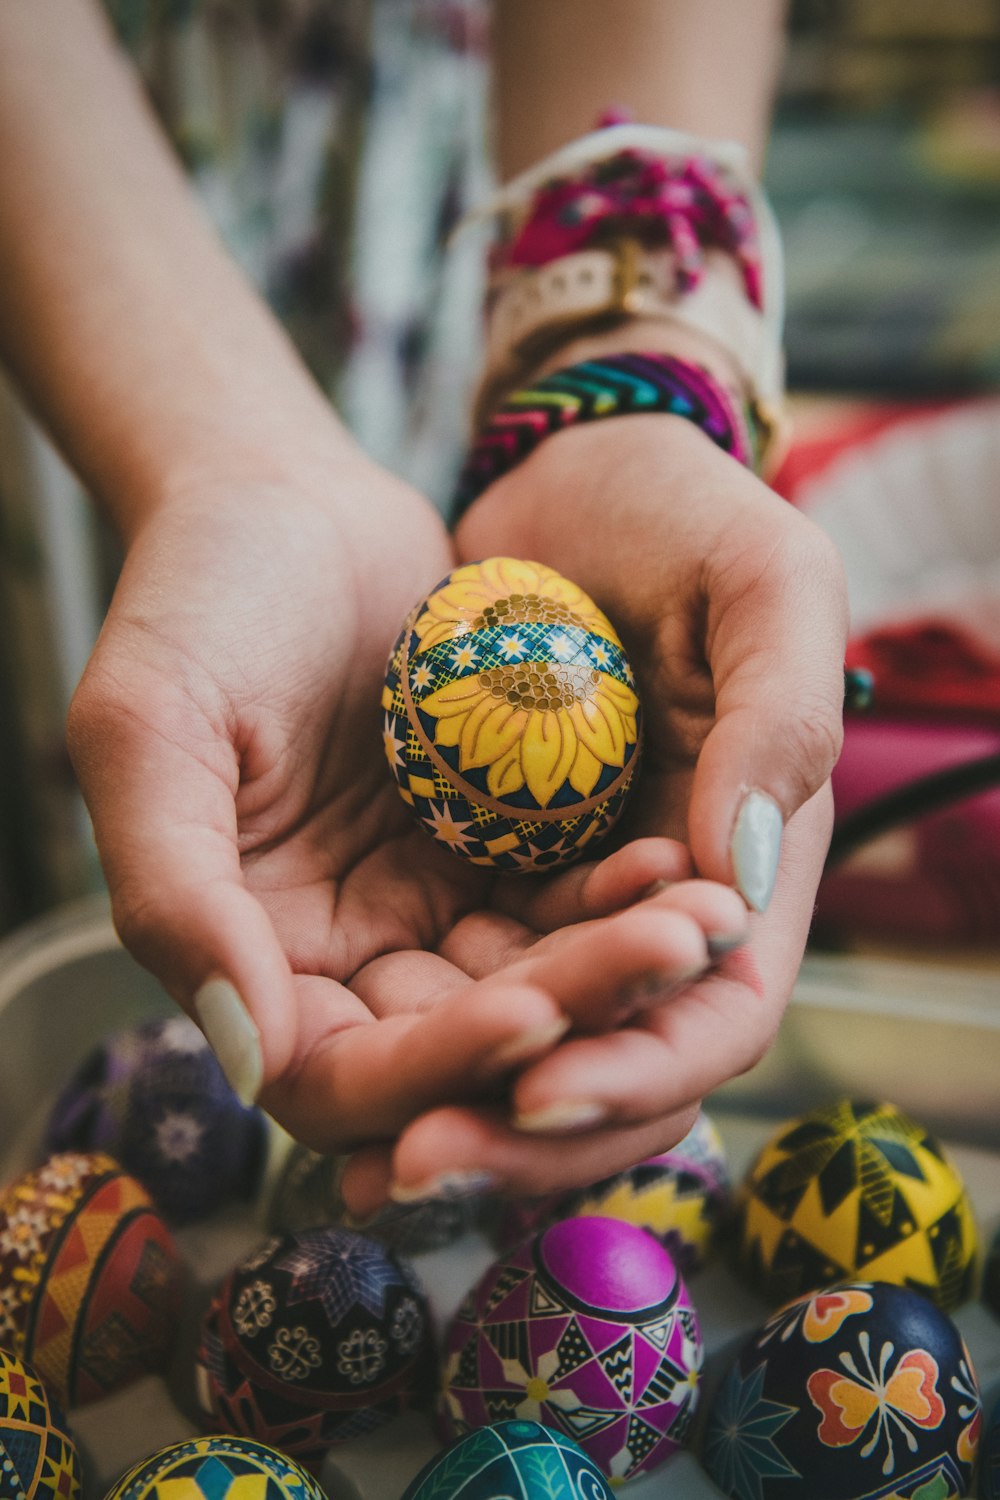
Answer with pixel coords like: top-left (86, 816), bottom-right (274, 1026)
top-left (68, 444), bottom-right (747, 1163)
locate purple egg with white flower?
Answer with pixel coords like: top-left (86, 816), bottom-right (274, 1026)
top-left (440, 1215), bottom-right (702, 1482)
top-left (44, 1015), bottom-right (267, 1224)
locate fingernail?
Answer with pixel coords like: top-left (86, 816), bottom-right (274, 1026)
top-left (706, 932), bottom-right (747, 961)
top-left (389, 1170), bottom-right (497, 1205)
top-left (515, 1100), bottom-right (607, 1134)
top-left (639, 879), bottom-right (672, 901)
top-left (618, 966), bottom-right (706, 1012)
top-left (492, 1016), bottom-right (571, 1070)
top-left (195, 977), bottom-right (263, 1107)
top-left (731, 790), bottom-right (783, 914)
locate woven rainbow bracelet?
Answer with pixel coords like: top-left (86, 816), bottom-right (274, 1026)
top-left (453, 352), bottom-right (761, 517)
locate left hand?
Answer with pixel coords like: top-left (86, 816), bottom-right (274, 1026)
top-left (341, 405), bottom-right (848, 1214)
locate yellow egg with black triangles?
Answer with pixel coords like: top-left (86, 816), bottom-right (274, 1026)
top-left (382, 557), bottom-right (642, 871)
top-left (731, 1098), bottom-right (978, 1312)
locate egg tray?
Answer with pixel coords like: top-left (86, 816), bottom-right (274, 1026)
top-left (0, 897), bottom-right (998, 1499)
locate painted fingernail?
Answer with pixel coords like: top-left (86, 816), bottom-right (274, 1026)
top-left (514, 1100), bottom-right (607, 1134)
top-left (731, 790), bottom-right (783, 914)
top-left (194, 977), bottom-right (263, 1107)
top-left (706, 932), bottom-right (747, 961)
top-left (389, 1170), bottom-right (497, 1205)
top-left (618, 966), bottom-right (707, 1012)
top-left (492, 1016), bottom-right (571, 1070)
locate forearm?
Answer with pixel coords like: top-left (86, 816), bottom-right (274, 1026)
top-left (0, 0), bottom-right (356, 542)
top-left (493, 0), bottom-right (787, 178)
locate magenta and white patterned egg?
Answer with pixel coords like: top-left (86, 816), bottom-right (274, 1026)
top-left (439, 1215), bottom-right (702, 1482)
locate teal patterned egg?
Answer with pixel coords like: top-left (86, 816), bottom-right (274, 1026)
top-left (382, 557), bottom-right (641, 872)
top-left (400, 1420), bottom-right (615, 1500)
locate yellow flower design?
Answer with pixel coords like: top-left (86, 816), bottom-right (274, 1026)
top-left (419, 657), bottom-right (639, 806)
top-left (413, 557), bottom-right (622, 653)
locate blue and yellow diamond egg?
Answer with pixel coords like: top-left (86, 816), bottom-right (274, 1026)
top-left (0, 1348), bottom-right (81, 1500)
top-left (101, 1436), bottom-right (325, 1500)
top-left (383, 557), bottom-right (642, 871)
top-left (400, 1420), bottom-right (615, 1500)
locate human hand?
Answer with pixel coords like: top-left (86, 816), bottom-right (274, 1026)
top-left (339, 406), bottom-right (848, 1213)
top-left (67, 441), bottom-right (749, 1159)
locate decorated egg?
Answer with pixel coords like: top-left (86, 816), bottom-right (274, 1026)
top-left (981, 1398), bottom-right (1000, 1500)
top-left (401, 1419), bottom-right (615, 1500)
top-left (0, 1347), bottom-right (80, 1500)
top-left (703, 1280), bottom-right (981, 1500)
top-left (382, 557), bottom-right (641, 872)
top-left (266, 1143), bottom-right (483, 1254)
top-left (0, 1152), bottom-right (183, 1406)
top-left (440, 1215), bottom-right (702, 1482)
top-left (732, 1098), bottom-right (978, 1311)
top-left (102, 1435), bottom-right (326, 1500)
top-left (195, 1226), bottom-right (433, 1471)
top-left (985, 1223), bottom-right (1000, 1318)
top-left (44, 1015), bottom-right (267, 1224)
top-left (493, 1109), bottom-right (729, 1273)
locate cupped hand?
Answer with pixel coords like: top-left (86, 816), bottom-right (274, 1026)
top-left (67, 442), bottom-right (747, 1156)
top-left (339, 409), bottom-right (849, 1213)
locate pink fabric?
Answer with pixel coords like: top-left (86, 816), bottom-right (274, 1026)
top-left (490, 146), bottom-right (763, 309)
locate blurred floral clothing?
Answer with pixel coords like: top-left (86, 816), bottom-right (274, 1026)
top-left (0, 0), bottom-right (490, 930)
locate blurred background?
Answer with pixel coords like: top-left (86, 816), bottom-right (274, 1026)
top-left (1, 0), bottom-right (999, 947)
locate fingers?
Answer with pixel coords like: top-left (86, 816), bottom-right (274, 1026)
top-left (496, 880), bottom-right (748, 1032)
top-left (688, 503), bottom-right (848, 909)
top-left (270, 977), bottom-right (569, 1152)
top-left (492, 837), bottom-right (694, 932)
top-left (343, 1103), bottom-right (701, 1211)
top-left (69, 664), bottom-right (301, 1104)
top-left (510, 789), bottom-right (830, 1129)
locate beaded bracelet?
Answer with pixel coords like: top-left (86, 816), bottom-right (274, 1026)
top-left (453, 351), bottom-right (761, 517)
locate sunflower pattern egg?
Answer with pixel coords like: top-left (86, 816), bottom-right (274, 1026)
top-left (703, 1281), bottom-right (981, 1500)
top-left (101, 1435), bottom-right (327, 1500)
top-left (382, 557), bottom-right (641, 871)
top-left (732, 1098), bottom-right (978, 1312)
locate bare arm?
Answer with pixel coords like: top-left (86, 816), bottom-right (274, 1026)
top-left (0, 0), bottom-right (358, 541)
top-left (494, 0), bottom-right (787, 178)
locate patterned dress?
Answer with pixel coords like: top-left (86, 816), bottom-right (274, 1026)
top-left (0, 0), bottom-right (491, 930)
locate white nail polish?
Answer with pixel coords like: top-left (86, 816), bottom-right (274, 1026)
top-left (732, 790), bottom-right (783, 914)
top-left (389, 1170), bottom-right (497, 1204)
top-left (195, 977), bottom-right (263, 1107)
top-left (493, 1016), bottom-right (571, 1069)
top-left (515, 1100), bottom-right (607, 1135)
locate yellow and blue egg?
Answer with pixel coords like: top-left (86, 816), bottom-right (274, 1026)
top-left (383, 557), bottom-right (641, 872)
top-left (101, 1436), bottom-right (325, 1500)
top-left (0, 1348), bottom-right (80, 1500)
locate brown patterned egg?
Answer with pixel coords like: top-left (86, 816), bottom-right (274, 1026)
top-left (0, 1151), bottom-right (184, 1406)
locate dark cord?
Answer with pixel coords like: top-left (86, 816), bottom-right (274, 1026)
top-left (825, 751), bottom-right (1000, 870)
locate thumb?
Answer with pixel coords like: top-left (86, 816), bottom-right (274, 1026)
top-left (687, 508), bottom-right (849, 910)
top-left (68, 673), bottom-right (297, 1106)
